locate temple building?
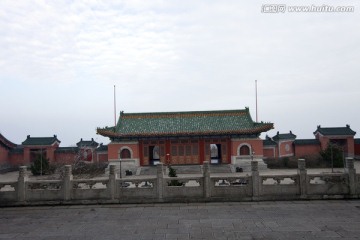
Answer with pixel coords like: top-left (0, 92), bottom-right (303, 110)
top-left (97, 108), bottom-right (273, 166)
top-left (263, 125), bottom-right (357, 159)
top-left (1, 108), bottom-right (360, 170)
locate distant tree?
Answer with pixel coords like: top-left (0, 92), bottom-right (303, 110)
top-left (320, 143), bottom-right (344, 168)
top-left (30, 154), bottom-right (50, 175)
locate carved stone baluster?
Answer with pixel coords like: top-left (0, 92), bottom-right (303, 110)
top-left (297, 159), bottom-right (307, 198)
top-left (157, 163), bottom-right (164, 201)
top-left (345, 158), bottom-right (356, 196)
top-left (203, 161), bottom-right (210, 199)
top-left (64, 165), bottom-right (73, 201)
top-left (109, 165), bottom-right (116, 200)
top-left (17, 166), bottom-right (28, 202)
top-left (251, 161), bottom-right (259, 200)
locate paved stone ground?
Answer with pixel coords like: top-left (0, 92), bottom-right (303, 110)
top-left (1, 200), bottom-right (360, 240)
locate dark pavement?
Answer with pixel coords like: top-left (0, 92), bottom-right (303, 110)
top-left (1, 200), bottom-right (360, 240)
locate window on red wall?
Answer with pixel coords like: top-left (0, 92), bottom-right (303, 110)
top-left (120, 149), bottom-right (131, 159)
top-left (239, 145), bottom-right (250, 155)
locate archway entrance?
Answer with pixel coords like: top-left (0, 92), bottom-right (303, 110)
top-left (120, 149), bottom-right (131, 159)
top-left (239, 145), bottom-right (250, 156)
top-left (149, 145), bottom-right (160, 165)
top-left (210, 144), bottom-right (222, 164)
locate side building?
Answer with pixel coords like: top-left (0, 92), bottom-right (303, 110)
top-left (263, 125), bottom-right (358, 160)
top-left (0, 135), bottom-right (108, 169)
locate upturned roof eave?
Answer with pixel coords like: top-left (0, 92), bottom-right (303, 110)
top-left (0, 133), bottom-right (17, 149)
top-left (97, 124), bottom-right (273, 139)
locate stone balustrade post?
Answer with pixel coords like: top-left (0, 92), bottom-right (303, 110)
top-left (157, 163), bottom-right (164, 201)
top-left (64, 165), bottom-right (73, 201)
top-left (17, 166), bottom-right (28, 202)
top-left (297, 159), bottom-right (307, 198)
top-left (109, 165), bottom-right (117, 200)
top-left (251, 161), bottom-right (259, 200)
top-left (203, 161), bottom-right (210, 199)
top-left (345, 158), bottom-right (356, 196)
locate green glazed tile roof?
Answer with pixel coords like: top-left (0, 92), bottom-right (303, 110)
top-left (22, 135), bottom-right (60, 146)
top-left (314, 125), bottom-right (356, 136)
top-left (97, 109), bottom-right (273, 138)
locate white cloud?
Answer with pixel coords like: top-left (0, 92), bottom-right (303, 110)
top-left (0, 0), bottom-right (360, 145)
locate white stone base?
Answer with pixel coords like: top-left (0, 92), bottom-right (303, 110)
top-left (231, 156), bottom-right (268, 171)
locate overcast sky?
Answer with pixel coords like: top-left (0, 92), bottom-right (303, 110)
top-left (1, 0), bottom-right (359, 147)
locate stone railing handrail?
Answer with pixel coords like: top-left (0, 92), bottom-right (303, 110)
top-left (72, 178), bottom-right (109, 183)
top-left (0, 158), bottom-right (359, 206)
top-left (0, 180), bottom-right (18, 185)
top-left (27, 179), bottom-right (63, 183)
top-left (307, 172), bottom-right (347, 177)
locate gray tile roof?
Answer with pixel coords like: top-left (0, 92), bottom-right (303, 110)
top-left (272, 131), bottom-right (296, 141)
top-left (22, 135), bottom-right (60, 146)
top-left (314, 125), bottom-right (356, 136)
top-left (294, 139), bottom-right (320, 145)
top-left (263, 136), bottom-right (276, 146)
top-left (55, 147), bottom-right (78, 153)
top-left (76, 138), bottom-right (99, 148)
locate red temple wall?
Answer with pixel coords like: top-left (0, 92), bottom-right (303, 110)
top-left (278, 140), bottom-right (294, 157)
top-left (346, 138), bottom-right (355, 156)
top-left (231, 139), bottom-right (264, 157)
top-left (96, 153), bottom-right (108, 162)
top-left (355, 143), bottom-right (360, 157)
top-left (316, 135), bottom-right (355, 156)
top-left (263, 147), bottom-right (275, 158)
top-left (108, 142), bottom-right (140, 161)
top-left (294, 145), bottom-right (321, 158)
top-left (9, 153), bottom-right (25, 166)
top-left (0, 145), bottom-right (9, 165)
top-left (55, 152), bottom-right (76, 164)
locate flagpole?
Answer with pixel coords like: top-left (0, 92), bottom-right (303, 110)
top-left (255, 80), bottom-right (258, 122)
top-left (114, 85), bottom-right (116, 127)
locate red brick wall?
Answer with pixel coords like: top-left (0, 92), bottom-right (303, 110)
top-left (23, 145), bottom-right (57, 164)
top-left (96, 153), bottom-right (108, 162)
top-left (294, 145), bottom-right (321, 158)
top-left (55, 152), bottom-right (76, 164)
top-left (0, 145), bottom-right (9, 165)
top-left (317, 135), bottom-right (329, 150)
top-left (355, 143), bottom-right (360, 157)
top-left (316, 134), bottom-right (355, 157)
top-left (23, 147), bottom-right (31, 165)
top-left (108, 142), bottom-right (139, 161)
top-left (9, 152), bottom-right (25, 166)
top-left (278, 140), bottom-right (294, 157)
top-left (231, 139), bottom-right (264, 157)
top-left (263, 147), bottom-right (275, 158)
top-left (346, 137), bottom-right (355, 157)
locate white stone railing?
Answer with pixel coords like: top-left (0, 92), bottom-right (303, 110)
top-left (0, 158), bottom-right (359, 206)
